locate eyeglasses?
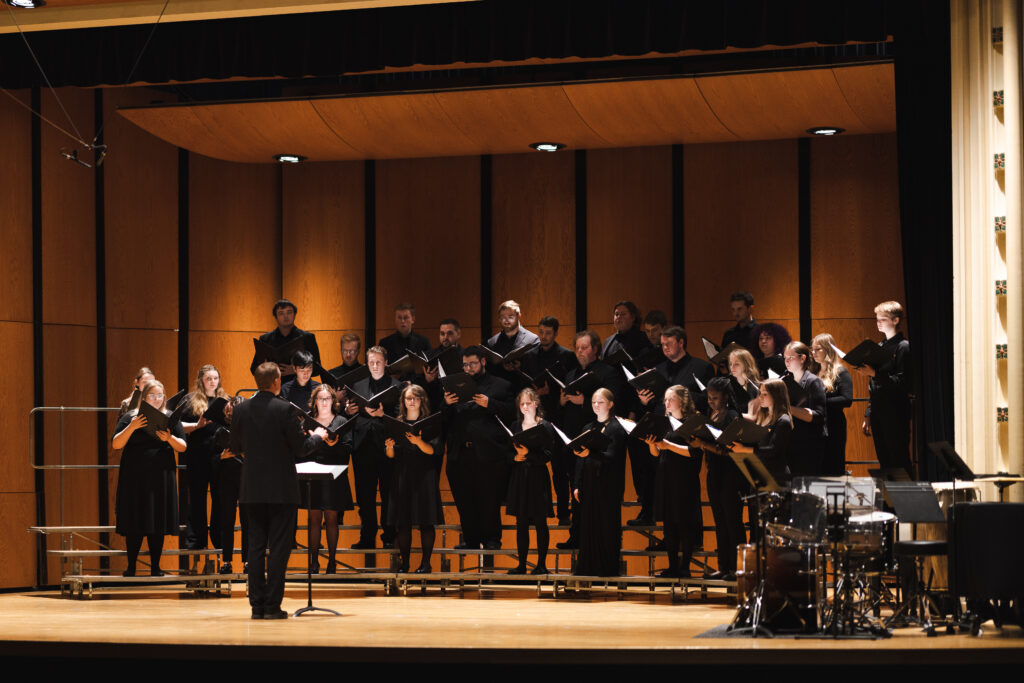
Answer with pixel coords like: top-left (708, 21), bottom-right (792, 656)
top-left (462, 360), bottom-right (481, 369)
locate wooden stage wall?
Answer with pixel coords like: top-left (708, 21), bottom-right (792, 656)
top-left (0, 85), bottom-right (903, 587)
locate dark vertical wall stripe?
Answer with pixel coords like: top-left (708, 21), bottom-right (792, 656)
top-left (480, 155), bottom-right (493, 341)
top-left (93, 91), bottom-right (109, 565)
top-left (177, 149), bottom-right (189, 392)
top-left (364, 159), bottom-right (376, 347)
top-left (31, 86), bottom-right (46, 587)
top-left (797, 138), bottom-right (811, 343)
top-left (671, 144), bottom-right (685, 327)
top-left (574, 150), bottom-right (587, 332)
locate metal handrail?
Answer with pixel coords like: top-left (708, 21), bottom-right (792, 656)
top-left (29, 406), bottom-right (121, 470)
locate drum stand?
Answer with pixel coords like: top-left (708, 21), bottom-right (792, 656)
top-left (821, 492), bottom-right (890, 638)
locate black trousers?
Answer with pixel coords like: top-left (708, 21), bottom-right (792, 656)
top-left (870, 399), bottom-right (912, 476)
top-left (243, 502), bottom-right (295, 613)
top-left (186, 455), bottom-right (219, 549)
top-left (454, 446), bottom-right (508, 547)
top-left (217, 458), bottom-right (248, 565)
top-left (352, 449), bottom-right (395, 544)
top-left (707, 457), bottom-right (747, 573)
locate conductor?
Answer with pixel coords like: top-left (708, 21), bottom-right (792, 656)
top-left (228, 362), bottom-right (332, 619)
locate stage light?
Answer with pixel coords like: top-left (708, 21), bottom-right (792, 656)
top-left (529, 142), bottom-right (566, 152)
top-left (274, 154), bottom-right (307, 163)
top-left (806, 127), bottom-right (845, 136)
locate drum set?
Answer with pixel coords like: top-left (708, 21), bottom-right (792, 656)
top-left (731, 477), bottom-right (896, 638)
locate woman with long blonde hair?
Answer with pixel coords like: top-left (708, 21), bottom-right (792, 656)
top-left (733, 378), bottom-right (793, 485)
top-left (180, 364), bottom-right (230, 550)
top-left (811, 333), bottom-right (853, 476)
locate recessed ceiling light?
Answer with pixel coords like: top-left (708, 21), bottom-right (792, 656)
top-left (273, 154), bottom-right (307, 163)
top-left (806, 126), bottom-right (845, 136)
top-left (529, 142), bottom-right (566, 152)
top-left (3, 0), bottom-right (45, 7)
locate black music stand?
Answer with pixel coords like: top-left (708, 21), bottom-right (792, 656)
top-left (294, 463), bottom-right (347, 617)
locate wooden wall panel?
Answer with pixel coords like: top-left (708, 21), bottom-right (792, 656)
top-left (41, 87), bottom-right (95, 326)
top-left (104, 87), bottom-right (179, 330)
top-left (586, 147), bottom-right (673, 329)
top-left (0, 323), bottom-right (36, 493)
top-left (684, 140), bottom-right (800, 330)
top-left (491, 152), bottom-right (575, 329)
top-left (0, 494), bottom-right (37, 588)
top-left (42, 322), bottom-right (98, 575)
top-left (281, 161), bottom-right (365, 340)
top-left (0, 89), bottom-right (32, 323)
top-left (189, 156), bottom-right (280, 333)
top-left (810, 134), bottom-right (903, 319)
top-left (374, 157), bottom-right (480, 343)
top-left (189, 331), bottom-right (262, 396)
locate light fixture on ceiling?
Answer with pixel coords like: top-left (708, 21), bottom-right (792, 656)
top-left (273, 154), bottom-right (307, 163)
top-left (529, 142), bottom-right (566, 152)
top-left (806, 126), bottom-right (845, 136)
top-left (3, 0), bottom-right (45, 7)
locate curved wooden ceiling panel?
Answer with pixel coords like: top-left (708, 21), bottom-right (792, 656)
top-left (832, 63), bottom-right (896, 132)
top-left (188, 100), bottom-right (360, 162)
top-left (696, 68), bottom-right (869, 139)
top-left (118, 64), bottom-right (895, 163)
top-left (434, 86), bottom-right (609, 152)
top-left (565, 78), bottom-right (737, 146)
top-left (312, 93), bottom-right (479, 159)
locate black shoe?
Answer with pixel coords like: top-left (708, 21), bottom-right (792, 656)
top-left (483, 541), bottom-right (501, 550)
top-left (381, 540), bottom-right (396, 549)
top-left (454, 542), bottom-right (473, 550)
top-left (557, 517), bottom-right (571, 526)
top-left (627, 515), bottom-right (652, 527)
top-left (151, 569), bottom-right (166, 577)
top-left (251, 610), bottom-right (263, 620)
top-left (325, 560), bottom-right (336, 575)
top-left (122, 568), bottom-right (136, 578)
top-left (308, 560), bottom-right (320, 574)
top-left (645, 540), bottom-right (665, 551)
top-left (556, 539), bottom-right (578, 550)
top-left (677, 567), bottom-right (691, 579)
top-left (397, 564), bottom-right (410, 573)
top-left (263, 609), bottom-right (288, 620)
top-left (351, 540), bottom-right (375, 550)
top-left (508, 565), bottom-right (528, 575)
top-left (221, 562), bottom-right (233, 575)
top-left (657, 568), bottom-right (678, 578)
top-left (414, 565), bottom-right (432, 574)
top-left (531, 566), bottom-right (549, 575)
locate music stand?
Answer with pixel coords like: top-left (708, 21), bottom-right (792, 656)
top-left (294, 463), bottom-right (348, 617)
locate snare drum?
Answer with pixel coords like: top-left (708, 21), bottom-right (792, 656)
top-left (842, 511), bottom-right (897, 571)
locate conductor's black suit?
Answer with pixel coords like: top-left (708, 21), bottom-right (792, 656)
top-left (229, 390), bottom-right (319, 616)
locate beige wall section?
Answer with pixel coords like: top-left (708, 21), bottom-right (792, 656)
top-left (951, 0), bottom-right (1021, 494)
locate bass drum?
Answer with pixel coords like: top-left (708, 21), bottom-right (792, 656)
top-left (734, 542), bottom-right (823, 633)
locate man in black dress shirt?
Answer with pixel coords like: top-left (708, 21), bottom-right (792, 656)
top-left (345, 345), bottom-right (401, 548)
top-left (443, 345), bottom-right (515, 550)
top-left (250, 299), bottom-right (321, 379)
top-left (422, 318), bottom-right (464, 407)
top-left (521, 315), bottom-right (578, 523)
top-left (378, 302), bottom-right (432, 381)
top-left (328, 332), bottom-right (364, 378)
top-left (485, 299), bottom-right (540, 384)
top-left (640, 309), bottom-right (669, 370)
top-left (721, 291), bottom-right (757, 352)
top-left (228, 362), bottom-right (329, 619)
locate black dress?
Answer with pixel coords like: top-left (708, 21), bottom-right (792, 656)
top-left (703, 409), bottom-right (745, 574)
top-left (652, 421), bottom-right (703, 528)
top-left (788, 372), bottom-right (828, 477)
top-left (506, 421), bottom-right (557, 520)
top-left (300, 415), bottom-right (355, 512)
top-left (755, 414), bottom-right (794, 485)
top-left (385, 421), bottom-right (444, 527)
top-left (823, 366), bottom-right (853, 476)
top-left (573, 418), bottom-right (628, 576)
top-left (183, 394), bottom-right (225, 548)
top-left (114, 413), bottom-right (183, 537)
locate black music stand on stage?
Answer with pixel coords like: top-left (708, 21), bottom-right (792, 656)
top-left (294, 463), bottom-right (347, 618)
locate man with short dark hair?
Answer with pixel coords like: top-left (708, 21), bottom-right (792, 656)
top-left (422, 318), bottom-right (464, 407)
top-left (379, 303), bottom-right (432, 382)
top-left (641, 310), bottom-right (669, 369)
top-left (229, 362), bottom-right (329, 619)
top-left (721, 291), bottom-right (756, 352)
top-left (250, 299), bottom-right (322, 379)
top-left (279, 350), bottom-right (320, 406)
top-left (443, 345), bottom-right (514, 550)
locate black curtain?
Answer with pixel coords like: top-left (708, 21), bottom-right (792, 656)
top-left (0, 0), bottom-right (894, 89)
top-left (892, 0), bottom-right (954, 480)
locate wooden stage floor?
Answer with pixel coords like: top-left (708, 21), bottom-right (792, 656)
top-left (1, 584), bottom-right (1022, 668)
